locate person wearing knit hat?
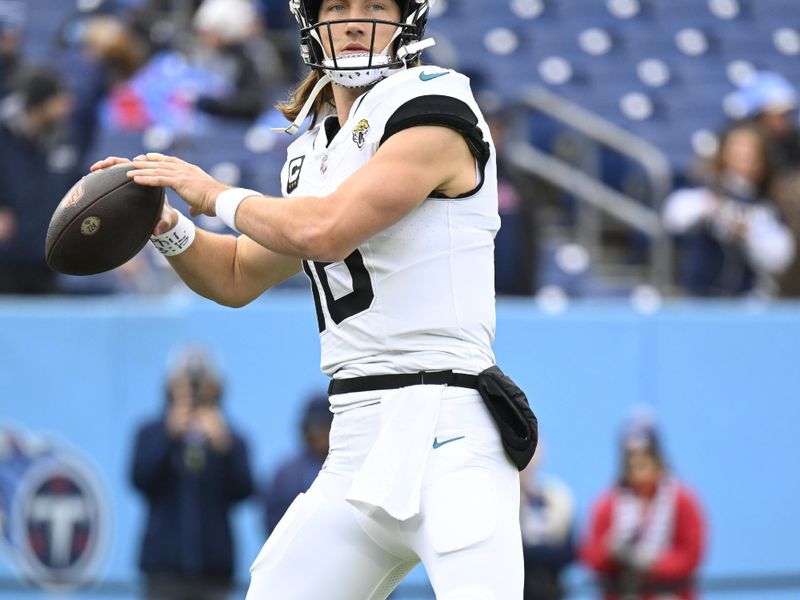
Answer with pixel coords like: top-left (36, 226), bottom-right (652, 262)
top-left (130, 345), bottom-right (254, 600)
top-left (6, 66), bottom-right (72, 136)
top-left (193, 0), bottom-right (259, 45)
top-left (736, 72), bottom-right (800, 176)
top-left (581, 411), bottom-right (707, 600)
top-left (186, 0), bottom-right (266, 119)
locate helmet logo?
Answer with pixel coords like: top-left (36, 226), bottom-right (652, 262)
top-left (352, 119), bottom-right (370, 149)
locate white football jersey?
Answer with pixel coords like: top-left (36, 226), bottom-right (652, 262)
top-left (280, 66), bottom-right (500, 380)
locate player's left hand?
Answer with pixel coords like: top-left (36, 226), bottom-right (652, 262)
top-left (128, 153), bottom-right (229, 217)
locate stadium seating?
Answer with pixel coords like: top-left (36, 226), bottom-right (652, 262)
top-left (430, 0), bottom-right (799, 172)
top-left (15, 0), bottom-right (800, 296)
top-left (19, 0), bottom-right (799, 177)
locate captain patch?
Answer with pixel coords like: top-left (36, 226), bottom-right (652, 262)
top-left (287, 155), bottom-right (305, 193)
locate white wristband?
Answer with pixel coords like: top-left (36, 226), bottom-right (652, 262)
top-left (149, 211), bottom-right (196, 257)
top-left (216, 187), bottom-right (260, 233)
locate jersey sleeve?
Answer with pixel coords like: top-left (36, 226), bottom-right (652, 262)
top-left (380, 95), bottom-right (490, 188)
top-left (370, 68), bottom-right (491, 198)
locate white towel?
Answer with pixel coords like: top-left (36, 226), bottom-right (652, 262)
top-left (346, 385), bottom-right (443, 521)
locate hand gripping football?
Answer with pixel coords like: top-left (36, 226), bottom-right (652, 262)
top-left (45, 163), bottom-right (164, 276)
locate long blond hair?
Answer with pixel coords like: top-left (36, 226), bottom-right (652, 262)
top-left (276, 69), bottom-right (335, 127)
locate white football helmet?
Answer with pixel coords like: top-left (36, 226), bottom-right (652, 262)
top-left (289, 0), bottom-right (436, 88)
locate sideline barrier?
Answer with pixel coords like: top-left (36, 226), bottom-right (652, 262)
top-left (2, 294), bottom-right (799, 598)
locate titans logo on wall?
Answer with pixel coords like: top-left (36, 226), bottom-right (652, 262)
top-left (0, 428), bottom-right (110, 590)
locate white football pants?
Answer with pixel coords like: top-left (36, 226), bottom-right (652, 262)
top-left (245, 387), bottom-right (523, 600)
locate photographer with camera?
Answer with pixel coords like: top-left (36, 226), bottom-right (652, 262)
top-left (130, 346), bottom-right (254, 600)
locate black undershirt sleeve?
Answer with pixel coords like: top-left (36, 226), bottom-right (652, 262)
top-left (379, 95), bottom-right (491, 199)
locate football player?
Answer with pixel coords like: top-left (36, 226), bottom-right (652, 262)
top-left (93, 1), bottom-right (524, 597)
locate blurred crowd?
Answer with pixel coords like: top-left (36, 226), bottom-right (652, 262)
top-left (0, 0), bottom-right (799, 299)
top-left (0, 0), bottom-right (298, 296)
top-left (661, 71), bottom-right (800, 298)
top-left (128, 346), bottom-right (705, 600)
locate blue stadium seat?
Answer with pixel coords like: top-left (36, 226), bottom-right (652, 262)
top-left (666, 55), bottom-right (731, 86)
top-left (549, 0), bottom-right (619, 26)
top-left (20, 0), bottom-right (76, 60)
top-left (530, 27), bottom-right (587, 59)
top-left (526, 112), bottom-right (570, 154)
top-left (747, 0), bottom-right (800, 23)
top-left (648, 1), bottom-right (747, 28)
top-left (240, 150), bottom-right (286, 198)
top-left (85, 131), bottom-right (146, 168)
top-left (716, 27), bottom-right (786, 60)
top-left (617, 27), bottom-right (687, 60)
top-left (481, 57), bottom-right (543, 98)
top-left (753, 54), bottom-right (800, 83)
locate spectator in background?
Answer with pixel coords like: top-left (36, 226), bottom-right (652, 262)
top-left (100, 0), bottom-right (274, 135)
top-left (256, 0), bottom-right (305, 81)
top-left (130, 347), bottom-right (254, 600)
top-left (519, 443), bottom-right (575, 600)
top-left (128, 0), bottom-right (203, 40)
top-left (772, 171), bottom-right (800, 297)
top-left (0, 17), bottom-right (21, 97)
top-left (737, 71), bottom-right (800, 176)
top-left (734, 73), bottom-right (800, 297)
top-left (0, 65), bottom-right (79, 294)
top-left (263, 393), bottom-right (332, 534)
top-left (581, 413), bottom-right (705, 600)
top-left (189, 0), bottom-right (267, 120)
top-left (58, 12), bottom-right (152, 173)
top-left (663, 122), bottom-right (794, 296)
top-left (485, 106), bottom-right (541, 295)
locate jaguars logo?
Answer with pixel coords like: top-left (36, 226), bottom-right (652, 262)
top-left (352, 119), bottom-right (370, 149)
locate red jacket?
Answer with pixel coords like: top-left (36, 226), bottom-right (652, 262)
top-left (580, 482), bottom-right (705, 600)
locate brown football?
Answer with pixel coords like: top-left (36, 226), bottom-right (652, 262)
top-left (45, 163), bottom-right (164, 276)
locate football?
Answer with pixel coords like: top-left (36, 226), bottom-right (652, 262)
top-left (45, 163), bottom-right (164, 276)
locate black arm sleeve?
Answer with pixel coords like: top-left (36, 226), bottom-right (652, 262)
top-left (379, 95), bottom-right (491, 199)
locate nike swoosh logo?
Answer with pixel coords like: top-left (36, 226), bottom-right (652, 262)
top-left (432, 435), bottom-right (465, 449)
top-left (419, 71), bottom-right (449, 81)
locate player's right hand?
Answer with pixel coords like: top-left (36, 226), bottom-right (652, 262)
top-left (90, 156), bottom-right (179, 236)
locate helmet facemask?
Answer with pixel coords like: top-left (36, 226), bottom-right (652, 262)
top-left (290, 0), bottom-right (435, 88)
top-left (275, 1), bottom-right (435, 135)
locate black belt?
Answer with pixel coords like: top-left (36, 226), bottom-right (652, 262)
top-left (328, 370), bottom-right (479, 396)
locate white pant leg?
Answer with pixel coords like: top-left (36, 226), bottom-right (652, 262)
top-left (410, 390), bottom-right (525, 600)
top-left (246, 405), bottom-right (418, 600)
top-left (247, 388), bottom-right (524, 600)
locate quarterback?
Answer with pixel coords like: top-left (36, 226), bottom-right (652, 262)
top-left (93, 0), bottom-right (528, 597)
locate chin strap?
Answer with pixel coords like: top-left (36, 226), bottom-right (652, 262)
top-left (272, 36), bottom-right (435, 136)
top-left (397, 38), bottom-right (436, 61)
top-left (272, 72), bottom-right (333, 136)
